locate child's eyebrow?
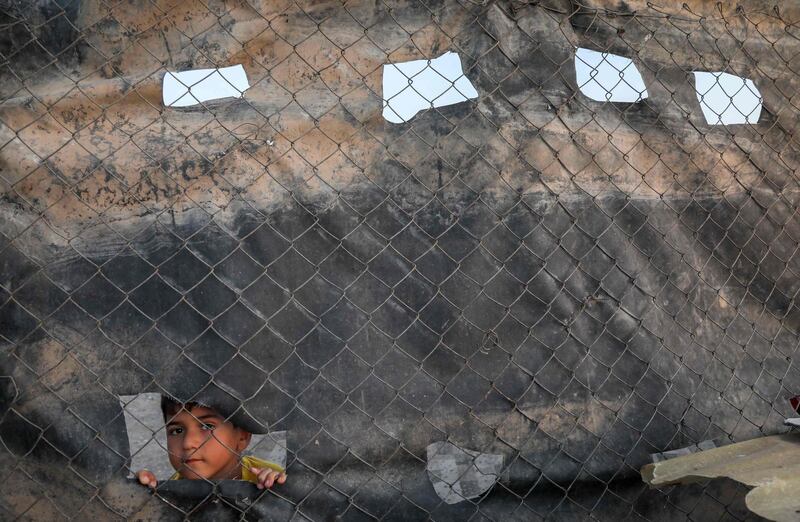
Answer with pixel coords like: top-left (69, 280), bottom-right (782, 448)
top-left (195, 414), bottom-right (224, 422)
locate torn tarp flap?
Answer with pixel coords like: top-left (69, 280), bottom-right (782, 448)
top-left (642, 434), bottom-right (800, 522)
top-left (650, 440), bottom-right (717, 463)
top-left (426, 441), bottom-right (503, 505)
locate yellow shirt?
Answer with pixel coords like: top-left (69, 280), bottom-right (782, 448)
top-left (171, 455), bottom-right (284, 483)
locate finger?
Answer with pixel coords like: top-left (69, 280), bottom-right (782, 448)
top-left (249, 468), bottom-right (260, 487)
top-left (265, 473), bottom-right (276, 489)
top-left (139, 473), bottom-right (157, 489)
top-left (256, 470), bottom-right (269, 489)
top-left (277, 473), bottom-right (287, 485)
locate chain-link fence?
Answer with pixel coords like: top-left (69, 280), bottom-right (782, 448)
top-left (1, 0), bottom-right (799, 520)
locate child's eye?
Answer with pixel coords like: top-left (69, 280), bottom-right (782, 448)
top-left (201, 423), bottom-right (215, 431)
top-left (167, 426), bottom-right (183, 436)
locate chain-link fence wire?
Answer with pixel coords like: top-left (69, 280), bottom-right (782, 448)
top-left (1, 0), bottom-right (799, 520)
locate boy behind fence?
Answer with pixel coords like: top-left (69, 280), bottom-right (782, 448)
top-left (136, 396), bottom-right (286, 490)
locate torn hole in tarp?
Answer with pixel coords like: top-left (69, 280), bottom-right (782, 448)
top-left (574, 47), bottom-right (648, 103)
top-left (163, 64), bottom-right (250, 107)
top-left (693, 71), bottom-right (762, 125)
top-left (382, 51), bottom-right (479, 123)
top-left (426, 441), bottom-right (502, 504)
top-left (784, 395), bottom-right (800, 427)
top-left (119, 393), bottom-right (287, 481)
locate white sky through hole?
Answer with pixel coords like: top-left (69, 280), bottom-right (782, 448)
top-left (693, 71), bottom-right (762, 125)
top-left (575, 47), bottom-right (648, 102)
top-left (382, 51), bottom-right (479, 123)
top-left (163, 64), bottom-right (250, 107)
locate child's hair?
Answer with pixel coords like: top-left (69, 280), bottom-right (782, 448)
top-left (160, 395), bottom-right (265, 434)
top-left (159, 396), bottom-right (246, 431)
top-left (160, 396), bottom-right (200, 422)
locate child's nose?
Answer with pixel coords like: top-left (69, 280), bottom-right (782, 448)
top-left (183, 428), bottom-right (209, 451)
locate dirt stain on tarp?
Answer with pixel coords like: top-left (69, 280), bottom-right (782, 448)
top-left (2, 0), bottom-right (790, 248)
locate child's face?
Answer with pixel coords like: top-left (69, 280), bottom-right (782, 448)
top-left (165, 405), bottom-right (251, 480)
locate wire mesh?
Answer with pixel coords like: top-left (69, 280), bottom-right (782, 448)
top-left (0, 0), bottom-right (798, 520)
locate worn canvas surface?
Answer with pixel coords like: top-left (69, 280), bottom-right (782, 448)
top-left (1, 1), bottom-right (798, 520)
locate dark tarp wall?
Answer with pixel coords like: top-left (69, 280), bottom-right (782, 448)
top-left (0, 0), bottom-right (798, 520)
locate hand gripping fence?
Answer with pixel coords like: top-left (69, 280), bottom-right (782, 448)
top-left (0, 1), bottom-right (798, 520)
